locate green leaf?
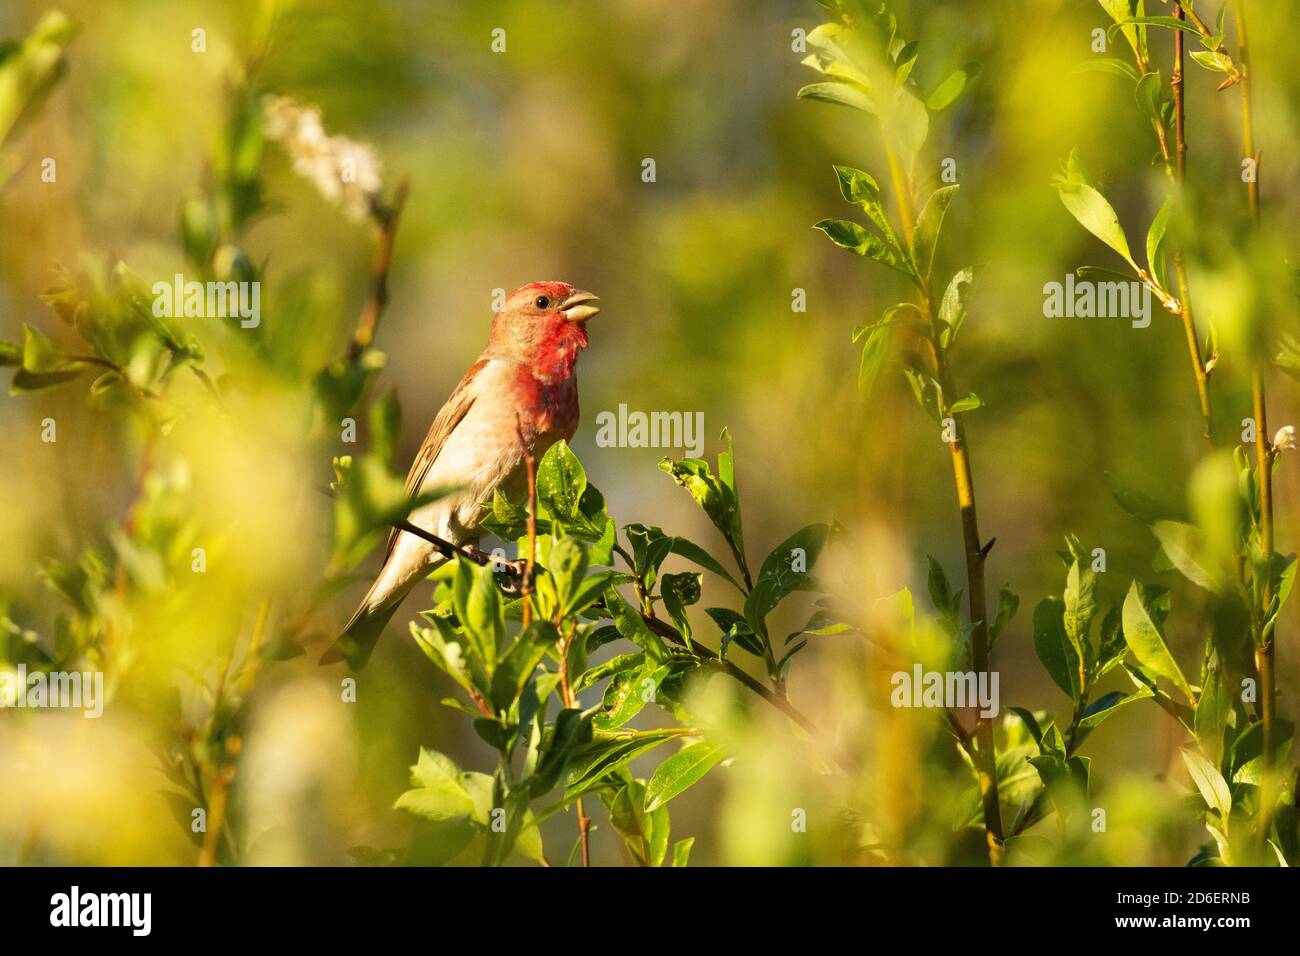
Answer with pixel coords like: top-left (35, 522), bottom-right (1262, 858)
top-left (604, 586), bottom-right (669, 662)
top-left (1189, 50), bottom-right (1233, 74)
top-left (1151, 520), bottom-right (1221, 592)
top-left (857, 322), bottom-right (892, 397)
top-left (926, 555), bottom-right (962, 626)
top-left (563, 569), bottom-right (615, 618)
top-left (13, 323), bottom-right (87, 392)
top-left (565, 729), bottom-right (680, 797)
top-left (454, 559), bottom-right (505, 672)
top-left (1230, 719), bottom-right (1294, 785)
top-left (797, 81), bottom-right (875, 113)
top-left (833, 164), bottom-right (898, 247)
top-left (607, 780), bottom-right (670, 867)
top-left (489, 622), bottom-right (558, 715)
top-left (1146, 195), bottom-right (1172, 291)
top-left (394, 748), bottom-right (477, 823)
top-left (660, 571), bottom-right (701, 642)
top-left (659, 438), bottom-right (748, 582)
top-left (1096, 1), bottom-right (1147, 62)
top-left (1123, 661), bottom-right (1194, 730)
top-left (1072, 57), bottom-right (1140, 82)
top-left (594, 658), bottom-right (669, 730)
top-left (1010, 706), bottom-right (1044, 745)
top-left (0, 11), bottom-right (78, 149)
top-left (706, 607), bottom-right (764, 659)
top-left (1071, 686), bottom-right (1154, 750)
top-left (645, 741), bottom-right (725, 811)
top-left (1063, 540), bottom-right (1097, 653)
top-left (547, 536), bottom-right (589, 611)
top-left (1121, 581), bottom-right (1192, 700)
top-left (1034, 596), bottom-right (1081, 700)
top-left (1134, 71), bottom-right (1164, 127)
top-left (671, 836), bottom-right (695, 867)
top-left (893, 40), bottom-right (920, 86)
top-left (950, 393), bottom-right (982, 414)
top-left (668, 536), bottom-right (743, 592)
top-left (910, 185), bottom-right (959, 281)
top-left (1181, 748), bottom-right (1232, 819)
top-left (531, 708), bottom-right (593, 796)
top-left (937, 268), bottom-right (973, 349)
top-left (1108, 16), bottom-right (1202, 40)
top-left (1053, 148), bottom-right (1137, 269)
top-left (903, 367), bottom-right (944, 422)
top-left (1195, 668), bottom-right (1231, 765)
top-left (926, 62), bottom-right (980, 111)
top-left (989, 584), bottom-right (1019, 647)
top-left (813, 219), bottom-right (914, 277)
top-left (625, 523), bottom-right (673, 587)
top-left (0, 339), bottom-right (22, 366)
top-left (536, 440), bottom-right (586, 522)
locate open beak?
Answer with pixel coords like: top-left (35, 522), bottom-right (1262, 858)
top-left (560, 290), bottom-right (601, 323)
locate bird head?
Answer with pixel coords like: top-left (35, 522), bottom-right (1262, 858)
top-left (488, 281), bottom-right (600, 380)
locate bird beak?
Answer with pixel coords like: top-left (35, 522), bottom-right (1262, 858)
top-left (560, 290), bottom-right (600, 323)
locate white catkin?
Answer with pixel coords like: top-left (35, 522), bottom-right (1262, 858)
top-left (263, 96), bottom-right (384, 222)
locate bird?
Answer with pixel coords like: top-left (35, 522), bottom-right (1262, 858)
top-left (325, 281), bottom-right (600, 669)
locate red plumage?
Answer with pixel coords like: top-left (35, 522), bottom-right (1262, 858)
top-left (325, 281), bottom-right (600, 668)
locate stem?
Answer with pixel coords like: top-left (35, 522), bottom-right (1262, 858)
top-left (1171, 2), bottom-right (1214, 447)
top-left (937, 347), bottom-right (1004, 864)
top-left (197, 769), bottom-right (232, 867)
top-left (347, 179), bottom-right (410, 359)
top-left (556, 623), bottom-right (592, 866)
top-left (1233, 0), bottom-right (1276, 844)
top-left (516, 419), bottom-right (537, 629)
top-left (381, 515), bottom-right (837, 762)
top-left (882, 137), bottom-right (915, 246)
top-left (884, 153), bottom-right (1003, 862)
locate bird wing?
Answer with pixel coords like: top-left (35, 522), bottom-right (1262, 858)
top-left (383, 357), bottom-right (490, 561)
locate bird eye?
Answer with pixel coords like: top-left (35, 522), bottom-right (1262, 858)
top-left (534, 295), bottom-right (550, 309)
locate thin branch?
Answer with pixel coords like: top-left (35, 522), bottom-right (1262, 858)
top-left (380, 514), bottom-right (840, 767)
top-left (347, 178), bottom-right (411, 360)
top-left (1231, 1), bottom-right (1277, 840)
top-left (516, 418), bottom-right (537, 629)
top-left (890, 152), bottom-right (1004, 861)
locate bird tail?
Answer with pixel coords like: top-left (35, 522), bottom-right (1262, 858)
top-left (322, 582), bottom-right (407, 670)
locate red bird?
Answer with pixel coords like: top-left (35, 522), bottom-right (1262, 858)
top-left (328, 281), bottom-right (600, 668)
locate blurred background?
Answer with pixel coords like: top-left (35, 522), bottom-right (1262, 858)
top-left (0, 0), bottom-right (1297, 865)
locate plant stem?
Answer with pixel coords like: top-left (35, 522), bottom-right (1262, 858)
top-left (348, 178), bottom-right (410, 359)
top-left (197, 769), bottom-right (232, 867)
top-left (556, 623), bottom-right (592, 866)
top-left (935, 344), bottom-right (1004, 864)
top-left (379, 515), bottom-right (837, 762)
top-left (883, 145), bottom-right (1003, 863)
top-left (516, 420), bottom-right (537, 629)
top-left (1171, 2), bottom-right (1214, 447)
top-left (1232, 0), bottom-right (1276, 843)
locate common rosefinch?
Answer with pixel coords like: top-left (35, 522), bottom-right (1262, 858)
top-left (326, 281), bottom-right (600, 668)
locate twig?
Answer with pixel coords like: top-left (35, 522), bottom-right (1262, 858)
top-left (556, 622), bottom-right (593, 866)
top-left (886, 143), bottom-right (1004, 861)
top-left (1231, 1), bottom-right (1277, 843)
top-left (377, 514), bottom-right (840, 767)
top-left (1171, 3), bottom-right (1214, 447)
top-left (347, 178), bottom-right (410, 360)
top-left (516, 419), bottom-right (537, 629)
